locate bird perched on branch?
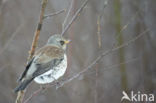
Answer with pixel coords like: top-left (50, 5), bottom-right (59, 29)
top-left (14, 34), bottom-right (70, 93)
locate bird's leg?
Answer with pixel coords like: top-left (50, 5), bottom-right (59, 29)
top-left (52, 76), bottom-right (60, 85)
top-left (53, 79), bottom-right (62, 90)
top-left (48, 75), bottom-right (61, 89)
top-left (55, 80), bottom-right (61, 89)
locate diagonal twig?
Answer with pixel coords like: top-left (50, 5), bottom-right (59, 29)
top-left (0, 23), bottom-right (25, 56)
top-left (62, 0), bottom-right (74, 30)
top-left (23, 87), bottom-right (43, 103)
top-left (61, 0), bottom-right (89, 36)
top-left (87, 57), bottom-right (139, 76)
top-left (44, 9), bottom-right (65, 20)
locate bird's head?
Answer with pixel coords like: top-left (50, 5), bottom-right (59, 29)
top-left (47, 34), bottom-right (70, 50)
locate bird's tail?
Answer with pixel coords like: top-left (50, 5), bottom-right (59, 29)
top-left (14, 78), bottom-right (33, 93)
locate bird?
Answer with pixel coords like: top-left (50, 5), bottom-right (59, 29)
top-left (14, 34), bottom-right (70, 93)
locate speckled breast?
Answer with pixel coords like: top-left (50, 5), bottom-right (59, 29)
top-left (34, 54), bottom-right (67, 84)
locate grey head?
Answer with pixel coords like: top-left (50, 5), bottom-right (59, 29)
top-left (47, 34), bottom-right (70, 50)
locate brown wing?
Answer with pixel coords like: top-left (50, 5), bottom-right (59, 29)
top-left (17, 57), bottom-right (35, 82)
top-left (31, 45), bottom-right (65, 78)
top-left (35, 45), bottom-right (64, 64)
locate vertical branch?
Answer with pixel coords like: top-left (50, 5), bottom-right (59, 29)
top-left (28, 0), bottom-right (48, 61)
top-left (114, 11), bottom-right (139, 47)
top-left (97, 16), bottom-right (102, 48)
top-left (23, 87), bottom-right (43, 103)
top-left (65, 0), bottom-right (75, 75)
top-left (44, 9), bottom-right (65, 20)
top-left (94, 15), bottom-right (101, 103)
top-left (15, 0), bottom-right (48, 103)
top-left (94, 1), bottom-right (107, 102)
top-left (114, 0), bottom-right (128, 93)
top-left (62, 0), bottom-right (74, 30)
top-left (15, 91), bottom-right (25, 103)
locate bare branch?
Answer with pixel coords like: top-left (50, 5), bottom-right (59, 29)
top-left (0, 23), bottom-right (25, 56)
top-left (62, 0), bottom-right (74, 30)
top-left (15, 90), bottom-right (25, 103)
top-left (61, 0), bottom-right (89, 36)
top-left (23, 87), bottom-right (43, 103)
top-left (97, 57), bottom-right (139, 102)
top-left (96, 0), bottom-right (108, 47)
top-left (44, 9), bottom-right (65, 20)
top-left (87, 57), bottom-right (139, 76)
top-left (99, 0), bottom-right (108, 19)
top-left (97, 15), bottom-right (102, 48)
top-left (28, 0), bottom-right (48, 61)
top-left (94, 15), bottom-right (101, 103)
top-left (114, 11), bottom-right (140, 46)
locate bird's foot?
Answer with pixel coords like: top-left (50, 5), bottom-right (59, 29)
top-left (54, 80), bottom-right (61, 90)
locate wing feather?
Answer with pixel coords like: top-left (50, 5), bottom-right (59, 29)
top-left (17, 45), bottom-right (64, 82)
top-left (32, 45), bottom-right (64, 78)
top-left (17, 57), bottom-right (35, 82)
top-left (35, 45), bottom-right (64, 64)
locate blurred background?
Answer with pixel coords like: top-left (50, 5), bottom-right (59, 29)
top-left (0, 0), bottom-right (155, 103)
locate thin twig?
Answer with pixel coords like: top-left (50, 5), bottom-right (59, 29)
top-left (62, 0), bottom-right (74, 30)
top-left (94, 1), bottom-right (108, 101)
top-left (23, 83), bottom-right (56, 103)
top-left (94, 15), bottom-right (101, 103)
top-left (96, 0), bottom-right (108, 47)
top-left (97, 15), bottom-right (101, 48)
top-left (86, 57), bottom-right (139, 76)
top-left (99, 0), bottom-right (108, 19)
top-left (114, 11), bottom-right (139, 46)
top-left (28, 0), bottom-right (48, 61)
top-left (0, 23), bottom-right (25, 56)
top-left (15, 90), bottom-right (25, 103)
top-left (97, 58), bottom-right (139, 102)
top-left (15, 0), bottom-right (48, 103)
top-left (61, 0), bottom-right (88, 36)
top-left (23, 87), bottom-right (43, 103)
top-left (44, 9), bottom-right (65, 19)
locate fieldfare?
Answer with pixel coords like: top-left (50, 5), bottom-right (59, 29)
top-left (14, 34), bottom-right (70, 93)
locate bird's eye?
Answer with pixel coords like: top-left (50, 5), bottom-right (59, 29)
top-left (60, 40), bottom-right (64, 45)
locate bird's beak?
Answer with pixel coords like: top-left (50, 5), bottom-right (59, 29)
top-left (64, 39), bottom-right (71, 44)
